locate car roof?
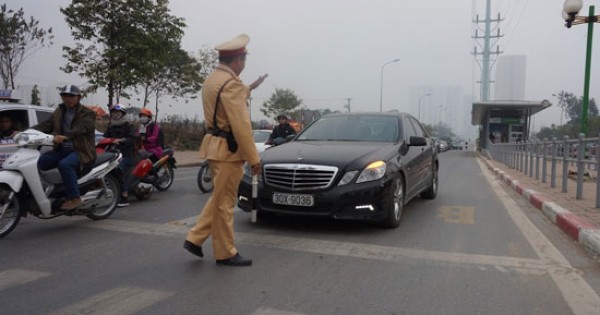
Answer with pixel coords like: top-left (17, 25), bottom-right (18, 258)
top-left (0, 103), bottom-right (54, 112)
top-left (324, 111), bottom-right (412, 118)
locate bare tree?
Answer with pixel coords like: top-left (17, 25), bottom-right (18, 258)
top-left (0, 4), bottom-right (53, 89)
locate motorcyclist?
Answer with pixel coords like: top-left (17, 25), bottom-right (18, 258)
top-left (266, 114), bottom-right (296, 145)
top-left (103, 104), bottom-right (137, 207)
top-left (137, 108), bottom-right (162, 163)
top-left (33, 85), bottom-right (96, 211)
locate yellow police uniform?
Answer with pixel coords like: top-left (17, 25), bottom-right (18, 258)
top-left (186, 35), bottom-right (260, 260)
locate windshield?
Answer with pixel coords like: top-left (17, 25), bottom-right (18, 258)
top-left (253, 130), bottom-right (271, 142)
top-left (297, 115), bottom-right (401, 142)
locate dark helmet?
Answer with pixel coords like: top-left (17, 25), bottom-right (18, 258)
top-left (276, 114), bottom-right (288, 120)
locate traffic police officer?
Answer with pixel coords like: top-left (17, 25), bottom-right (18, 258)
top-left (184, 34), bottom-right (267, 266)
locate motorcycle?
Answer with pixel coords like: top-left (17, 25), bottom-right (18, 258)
top-left (137, 147), bottom-right (176, 192)
top-left (196, 135), bottom-right (292, 193)
top-left (96, 138), bottom-right (176, 201)
top-left (0, 129), bottom-right (122, 238)
top-left (197, 160), bottom-right (213, 193)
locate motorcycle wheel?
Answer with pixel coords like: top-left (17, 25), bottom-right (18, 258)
top-left (0, 185), bottom-right (21, 238)
top-left (197, 164), bottom-right (214, 193)
top-left (154, 164), bottom-right (174, 191)
top-left (87, 174), bottom-right (120, 220)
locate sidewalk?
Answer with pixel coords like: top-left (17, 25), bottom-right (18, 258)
top-left (481, 154), bottom-right (600, 259)
top-left (173, 150), bottom-right (203, 167)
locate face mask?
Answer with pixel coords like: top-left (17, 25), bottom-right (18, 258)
top-left (140, 117), bottom-right (150, 124)
top-left (111, 112), bottom-right (124, 121)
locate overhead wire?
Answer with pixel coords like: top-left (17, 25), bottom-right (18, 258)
top-left (503, 0), bottom-right (530, 50)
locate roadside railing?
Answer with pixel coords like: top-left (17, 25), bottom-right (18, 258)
top-left (488, 134), bottom-right (600, 208)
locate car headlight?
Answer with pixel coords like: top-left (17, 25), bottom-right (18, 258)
top-left (338, 171), bottom-right (358, 186)
top-left (356, 161), bottom-right (386, 183)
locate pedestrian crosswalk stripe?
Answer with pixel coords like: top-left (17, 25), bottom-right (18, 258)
top-left (0, 269), bottom-right (51, 291)
top-left (251, 307), bottom-right (307, 315)
top-left (46, 286), bottom-right (173, 315)
top-left (84, 219), bottom-right (569, 275)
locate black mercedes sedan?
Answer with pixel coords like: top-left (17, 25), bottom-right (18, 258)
top-left (238, 112), bottom-right (438, 228)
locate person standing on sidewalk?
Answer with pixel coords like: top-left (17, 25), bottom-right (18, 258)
top-left (183, 34), bottom-right (267, 267)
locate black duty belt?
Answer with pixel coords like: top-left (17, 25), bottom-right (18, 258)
top-left (206, 127), bottom-right (230, 138)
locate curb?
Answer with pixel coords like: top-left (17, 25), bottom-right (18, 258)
top-left (480, 157), bottom-right (600, 258)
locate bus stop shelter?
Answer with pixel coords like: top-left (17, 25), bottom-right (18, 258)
top-left (472, 100), bottom-right (551, 150)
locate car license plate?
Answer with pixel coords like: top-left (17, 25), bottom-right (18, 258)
top-left (272, 193), bottom-right (314, 207)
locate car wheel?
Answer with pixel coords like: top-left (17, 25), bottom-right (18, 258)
top-left (421, 163), bottom-right (438, 199)
top-left (381, 174), bottom-right (404, 229)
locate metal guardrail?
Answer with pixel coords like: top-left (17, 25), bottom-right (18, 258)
top-left (488, 134), bottom-right (600, 208)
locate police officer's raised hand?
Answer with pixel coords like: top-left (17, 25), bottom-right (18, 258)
top-left (251, 163), bottom-right (262, 176)
top-left (249, 74), bottom-right (268, 90)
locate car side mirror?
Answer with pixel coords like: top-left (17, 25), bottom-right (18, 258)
top-left (408, 136), bottom-right (427, 147)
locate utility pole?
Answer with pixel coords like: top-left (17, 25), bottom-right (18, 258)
top-left (344, 98), bottom-right (352, 113)
top-left (472, 0), bottom-right (503, 101)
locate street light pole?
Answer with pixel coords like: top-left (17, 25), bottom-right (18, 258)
top-left (563, 0), bottom-right (599, 136)
top-left (379, 59), bottom-right (400, 112)
top-left (418, 93), bottom-right (431, 121)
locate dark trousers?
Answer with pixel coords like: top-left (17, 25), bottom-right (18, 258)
top-left (38, 149), bottom-right (81, 199)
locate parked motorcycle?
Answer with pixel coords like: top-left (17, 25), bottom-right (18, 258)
top-left (0, 129), bottom-right (122, 238)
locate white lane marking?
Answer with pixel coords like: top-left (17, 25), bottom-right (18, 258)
top-left (0, 269), bottom-right (51, 291)
top-left (251, 307), bottom-right (307, 315)
top-left (167, 211), bottom-right (242, 227)
top-left (174, 175), bottom-right (197, 181)
top-left (85, 219), bottom-right (566, 275)
top-left (477, 158), bottom-right (600, 314)
top-left (46, 286), bottom-right (173, 315)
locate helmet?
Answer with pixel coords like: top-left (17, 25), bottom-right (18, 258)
top-left (139, 108), bottom-right (153, 118)
top-left (59, 84), bottom-right (81, 96)
top-left (276, 114), bottom-right (287, 120)
top-left (109, 104), bottom-right (127, 114)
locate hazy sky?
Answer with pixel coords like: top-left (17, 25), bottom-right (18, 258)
top-left (5, 0), bottom-right (600, 135)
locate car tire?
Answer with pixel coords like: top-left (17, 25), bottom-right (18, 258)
top-left (381, 174), bottom-right (404, 229)
top-left (420, 163), bottom-right (438, 199)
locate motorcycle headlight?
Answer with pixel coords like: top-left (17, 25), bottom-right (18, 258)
top-left (14, 133), bottom-right (29, 146)
top-left (356, 161), bottom-right (386, 183)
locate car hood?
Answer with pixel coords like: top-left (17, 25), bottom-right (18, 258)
top-left (261, 141), bottom-right (398, 169)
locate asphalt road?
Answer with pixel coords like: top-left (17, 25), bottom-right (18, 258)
top-left (1, 150), bottom-right (600, 315)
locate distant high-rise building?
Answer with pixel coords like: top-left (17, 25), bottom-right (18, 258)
top-left (409, 85), bottom-right (477, 139)
top-left (495, 55), bottom-right (526, 101)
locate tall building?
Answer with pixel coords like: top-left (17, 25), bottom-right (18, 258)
top-left (495, 55), bottom-right (527, 101)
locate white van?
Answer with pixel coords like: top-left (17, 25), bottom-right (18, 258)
top-left (0, 103), bottom-right (56, 166)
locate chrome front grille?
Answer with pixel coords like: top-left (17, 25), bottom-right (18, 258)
top-left (264, 164), bottom-right (338, 191)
